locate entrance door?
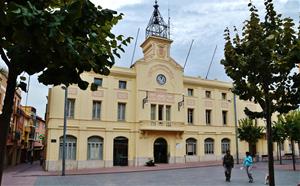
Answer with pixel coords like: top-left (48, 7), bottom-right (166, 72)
top-left (113, 137), bottom-right (128, 166)
top-left (153, 138), bottom-right (168, 163)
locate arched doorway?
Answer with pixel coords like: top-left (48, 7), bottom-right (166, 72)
top-left (113, 137), bottom-right (128, 166)
top-left (153, 138), bottom-right (168, 163)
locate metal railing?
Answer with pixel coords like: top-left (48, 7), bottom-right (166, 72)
top-left (140, 120), bottom-right (185, 131)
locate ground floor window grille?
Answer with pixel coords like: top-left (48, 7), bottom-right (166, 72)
top-left (59, 135), bottom-right (77, 160)
top-left (204, 138), bottom-right (214, 154)
top-left (186, 138), bottom-right (197, 155)
top-left (87, 136), bottom-right (103, 160)
top-left (221, 138), bottom-right (230, 154)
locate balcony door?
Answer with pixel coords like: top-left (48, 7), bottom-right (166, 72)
top-left (153, 138), bottom-right (168, 163)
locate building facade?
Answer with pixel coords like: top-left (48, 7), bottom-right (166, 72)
top-left (1, 70), bottom-right (45, 167)
top-left (45, 2), bottom-right (298, 171)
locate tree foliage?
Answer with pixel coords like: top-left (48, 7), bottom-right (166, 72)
top-left (237, 118), bottom-right (264, 152)
top-left (0, 0), bottom-right (131, 183)
top-left (281, 110), bottom-right (300, 142)
top-left (221, 0), bottom-right (300, 184)
top-left (272, 117), bottom-right (287, 144)
top-left (1, 0), bottom-right (131, 89)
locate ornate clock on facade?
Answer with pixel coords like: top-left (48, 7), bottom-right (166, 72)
top-left (156, 74), bottom-right (166, 85)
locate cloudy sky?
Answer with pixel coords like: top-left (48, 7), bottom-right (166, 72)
top-left (1, 0), bottom-right (299, 118)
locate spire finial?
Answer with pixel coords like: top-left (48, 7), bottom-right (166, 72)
top-left (146, 0), bottom-right (170, 39)
top-left (154, 0), bottom-right (159, 10)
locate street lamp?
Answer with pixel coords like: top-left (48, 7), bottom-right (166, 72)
top-left (233, 94), bottom-right (239, 164)
top-left (61, 86), bottom-right (68, 176)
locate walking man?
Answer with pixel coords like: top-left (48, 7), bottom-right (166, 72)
top-left (243, 151), bottom-right (254, 183)
top-left (223, 150), bottom-right (234, 182)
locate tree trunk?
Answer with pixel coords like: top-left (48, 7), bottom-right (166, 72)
top-left (276, 143), bottom-right (279, 161)
top-left (265, 97), bottom-right (275, 186)
top-left (291, 140), bottom-right (296, 171)
top-left (279, 143), bottom-right (282, 165)
top-left (0, 69), bottom-right (17, 185)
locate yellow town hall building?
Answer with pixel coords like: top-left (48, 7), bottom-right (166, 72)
top-left (45, 1), bottom-right (298, 171)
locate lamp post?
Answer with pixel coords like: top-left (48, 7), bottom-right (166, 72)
top-left (233, 94), bottom-right (239, 164)
top-left (61, 86), bottom-right (68, 176)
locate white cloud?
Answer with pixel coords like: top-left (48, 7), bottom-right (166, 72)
top-left (1, 0), bottom-right (298, 118)
top-left (90, 0), bottom-right (143, 9)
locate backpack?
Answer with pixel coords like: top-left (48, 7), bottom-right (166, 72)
top-left (224, 155), bottom-right (233, 166)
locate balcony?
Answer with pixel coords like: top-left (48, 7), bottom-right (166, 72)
top-left (139, 120), bottom-right (185, 132)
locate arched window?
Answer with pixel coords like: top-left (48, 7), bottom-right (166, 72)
top-left (59, 135), bottom-right (77, 160)
top-left (186, 138), bottom-right (197, 155)
top-left (221, 138), bottom-right (230, 154)
top-left (204, 138), bottom-right (214, 154)
top-left (87, 136), bottom-right (103, 160)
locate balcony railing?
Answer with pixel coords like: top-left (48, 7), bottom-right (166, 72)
top-left (139, 120), bottom-right (185, 132)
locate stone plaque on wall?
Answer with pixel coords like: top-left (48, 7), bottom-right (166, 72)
top-left (187, 99), bottom-right (195, 106)
top-left (117, 92), bottom-right (128, 99)
top-left (92, 90), bottom-right (104, 97)
top-left (148, 91), bottom-right (174, 103)
top-left (205, 100), bottom-right (213, 107)
top-left (68, 87), bottom-right (78, 95)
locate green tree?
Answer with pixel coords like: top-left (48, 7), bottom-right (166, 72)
top-left (220, 0), bottom-right (300, 185)
top-left (237, 118), bottom-right (264, 156)
top-left (282, 110), bottom-right (300, 170)
top-left (0, 0), bottom-right (131, 183)
top-left (272, 118), bottom-right (287, 164)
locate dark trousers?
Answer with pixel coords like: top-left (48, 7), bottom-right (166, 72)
top-left (245, 166), bottom-right (253, 182)
top-left (224, 166), bottom-right (232, 181)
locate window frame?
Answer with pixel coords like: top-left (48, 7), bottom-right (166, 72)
top-left (118, 80), bottom-right (127, 89)
top-left (117, 102), bottom-right (126, 121)
top-left (87, 136), bottom-right (103, 160)
top-left (94, 78), bottom-right (103, 87)
top-left (221, 93), bottom-right (227, 100)
top-left (205, 109), bottom-right (211, 125)
top-left (205, 91), bottom-right (211, 98)
top-left (151, 104), bottom-right (156, 120)
top-left (222, 110), bottom-right (227, 125)
top-left (204, 138), bottom-right (214, 154)
top-left (187, 108), bottom-right (194, 124)
top-left (188, 88), bottom-right (194, 96)
top-left (66, 99), bottom-right (75, 119)
top-left (221, 138), bottom-right (230, 154)
top-left (92, 101), bottom-right (101, 120)
top-left (186, 138), bottom-right (197, 155)
top-left (166, 105), bottom-right (171, 121)
top-left (59, 135), bottom-right (77, 160)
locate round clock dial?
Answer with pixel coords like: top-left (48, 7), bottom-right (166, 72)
top-left (156, 74), bottom-right (166, 85)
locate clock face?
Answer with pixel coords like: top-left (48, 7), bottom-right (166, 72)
top-left (156, 74), bottom-right (166, 85)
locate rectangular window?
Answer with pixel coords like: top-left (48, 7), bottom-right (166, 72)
top-left (188, 88), bottom-right (194, 96)
top-left (166, 105), bottom-right (171, 121)
top-left (222, 111), bottom-right (227, 125)
top-left (205, 91), bottom-right (211, 98)
top-left (151, 104), bottom-right (156, 120)
top-left (188, 108), bottom-right (194, 124)
top-left (158, 105), bottom-right (164, 120)
top-left (94, 78), bottom-right (103, 87)
top-left (92, 101), bottom-right (101, 120)
top-left (66, 99), bottom-right (75, 118)
top-left (206, 110), bottom-right (211, 125)
top-left (118, 103), bottom-right (126, 121)
top-left (222, 93), bottom-right (227, 100)
top-left (119, 80), bottom-right (127, 89)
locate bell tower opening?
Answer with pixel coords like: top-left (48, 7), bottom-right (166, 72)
top-left (145, 0), bottom-right (170, 39)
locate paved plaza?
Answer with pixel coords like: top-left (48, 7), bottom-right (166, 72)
top-left (3, 160), bottom-right (300, 186)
